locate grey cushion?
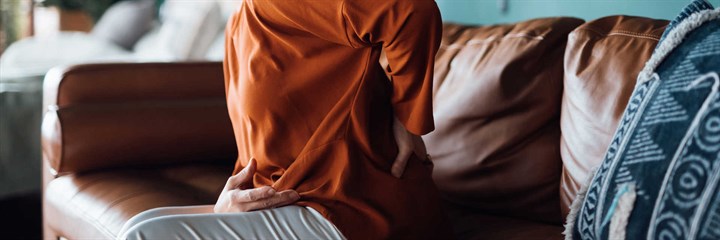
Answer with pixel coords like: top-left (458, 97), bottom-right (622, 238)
top-left (133, 1), bottom-right (224, 61)
top-left (91, 0), bottom-right (155, 49)
top-left (566, 0), bottom-right (720, 239)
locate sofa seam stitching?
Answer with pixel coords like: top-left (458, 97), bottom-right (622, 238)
top-left (439, 33), bottom-right (545, 49)
top-left (576, 27), bottom-right (662, 41)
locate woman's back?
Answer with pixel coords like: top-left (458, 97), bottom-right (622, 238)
top-left (224, 0), bottom-right (453, 238)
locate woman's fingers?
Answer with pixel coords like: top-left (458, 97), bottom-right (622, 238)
top-left (392, 147), bottom-right (411, 178)
top-left (227, 188), bottom-right (301, 212)
top-left (392, 117), bottom-right (413, 178)
top-left (226, 158), bottom-right (257, 190)
top-left (232, 185), bottom-right (275, 202)
top-left (217, 158), bottom-right (302, 213)
top-left (244, 190), bottom-right (301, 211)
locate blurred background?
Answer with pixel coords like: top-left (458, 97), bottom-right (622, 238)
top-left (0, 0), bottom-right (718, 238)
top-left (1, 0), bottom-right (235, 238)
top-left (1, 0), bottom-right (238, 197)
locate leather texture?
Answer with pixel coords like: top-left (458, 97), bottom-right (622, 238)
top-left (425, 18), bottom-right (584, 224)
top-left (44, 163), bottom-right (230, 239)
top-left (559, 16), bottom-right (668, 217)
top-left (41, 62), bottom-right (237, 175)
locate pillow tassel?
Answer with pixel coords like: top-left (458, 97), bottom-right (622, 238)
top-left (608, 184), bottom-right (636, 240)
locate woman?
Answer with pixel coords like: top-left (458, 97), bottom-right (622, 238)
top-left (120, 0), bottom-right (451, 239)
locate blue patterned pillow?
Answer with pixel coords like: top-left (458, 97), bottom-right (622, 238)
top-left (565, 1), bottom-right (720, 239)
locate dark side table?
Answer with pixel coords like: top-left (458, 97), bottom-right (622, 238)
top-left (0, 75), bottom-right (44, 198)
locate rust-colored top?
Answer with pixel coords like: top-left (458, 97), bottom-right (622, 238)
top-left (223, 0), bottom-right (451, 239)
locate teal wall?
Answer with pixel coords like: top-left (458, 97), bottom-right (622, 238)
top-left (436, 0), bottom-right (720, 25)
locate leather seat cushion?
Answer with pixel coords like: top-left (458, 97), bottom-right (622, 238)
top-left (44, 163), bottom-right (232, 239)
top-left (444, 202), bottom-right (563, 240)
top-left (559, 16), bottom-right (668, 217)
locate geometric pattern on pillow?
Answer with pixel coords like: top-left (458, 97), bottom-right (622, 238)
top-left (566, 1), bottom-right (720, 239)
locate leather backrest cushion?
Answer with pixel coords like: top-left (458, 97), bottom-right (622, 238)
top-left (559, 16), bottom-right (668, 217)
top-left (42, 63), bottom-right (237, 175)
top-left (425, 18), bottom-right (584, 224)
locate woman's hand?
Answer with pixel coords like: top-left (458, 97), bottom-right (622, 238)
top-left (392, 117), bottom-right (428, 178)
top-left (214, 158), bottom-right (300, 213)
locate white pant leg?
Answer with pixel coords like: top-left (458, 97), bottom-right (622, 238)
top-left (118, 205), bottom-right (345, 240)
top-left (118, 205), bottom-right (216, 236)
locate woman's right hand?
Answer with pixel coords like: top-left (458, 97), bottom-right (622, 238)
top-left (214, 158), bottom-right (300, 213)
top-left (391, 116), bottom-right (428, 178)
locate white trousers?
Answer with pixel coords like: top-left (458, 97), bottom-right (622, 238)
top-left (118, 205), bottom-right (345, 240)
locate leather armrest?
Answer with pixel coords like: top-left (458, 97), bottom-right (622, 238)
top-left (41, 62), bottom-right (237, 176)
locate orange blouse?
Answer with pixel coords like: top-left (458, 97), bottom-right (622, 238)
top-left (223, 0), bottom-right (451, 238)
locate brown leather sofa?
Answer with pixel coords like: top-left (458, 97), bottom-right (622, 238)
top-left (41, 16), bottom-right (668, 239)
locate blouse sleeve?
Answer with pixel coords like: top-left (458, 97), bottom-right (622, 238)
top-left (223, 10), bottom-right (240, 98)
top-left (342, 0), bottom-right (442, 135)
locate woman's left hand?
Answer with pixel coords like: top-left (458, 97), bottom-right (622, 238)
top-left (214, 158), bottom-right (300, 213)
